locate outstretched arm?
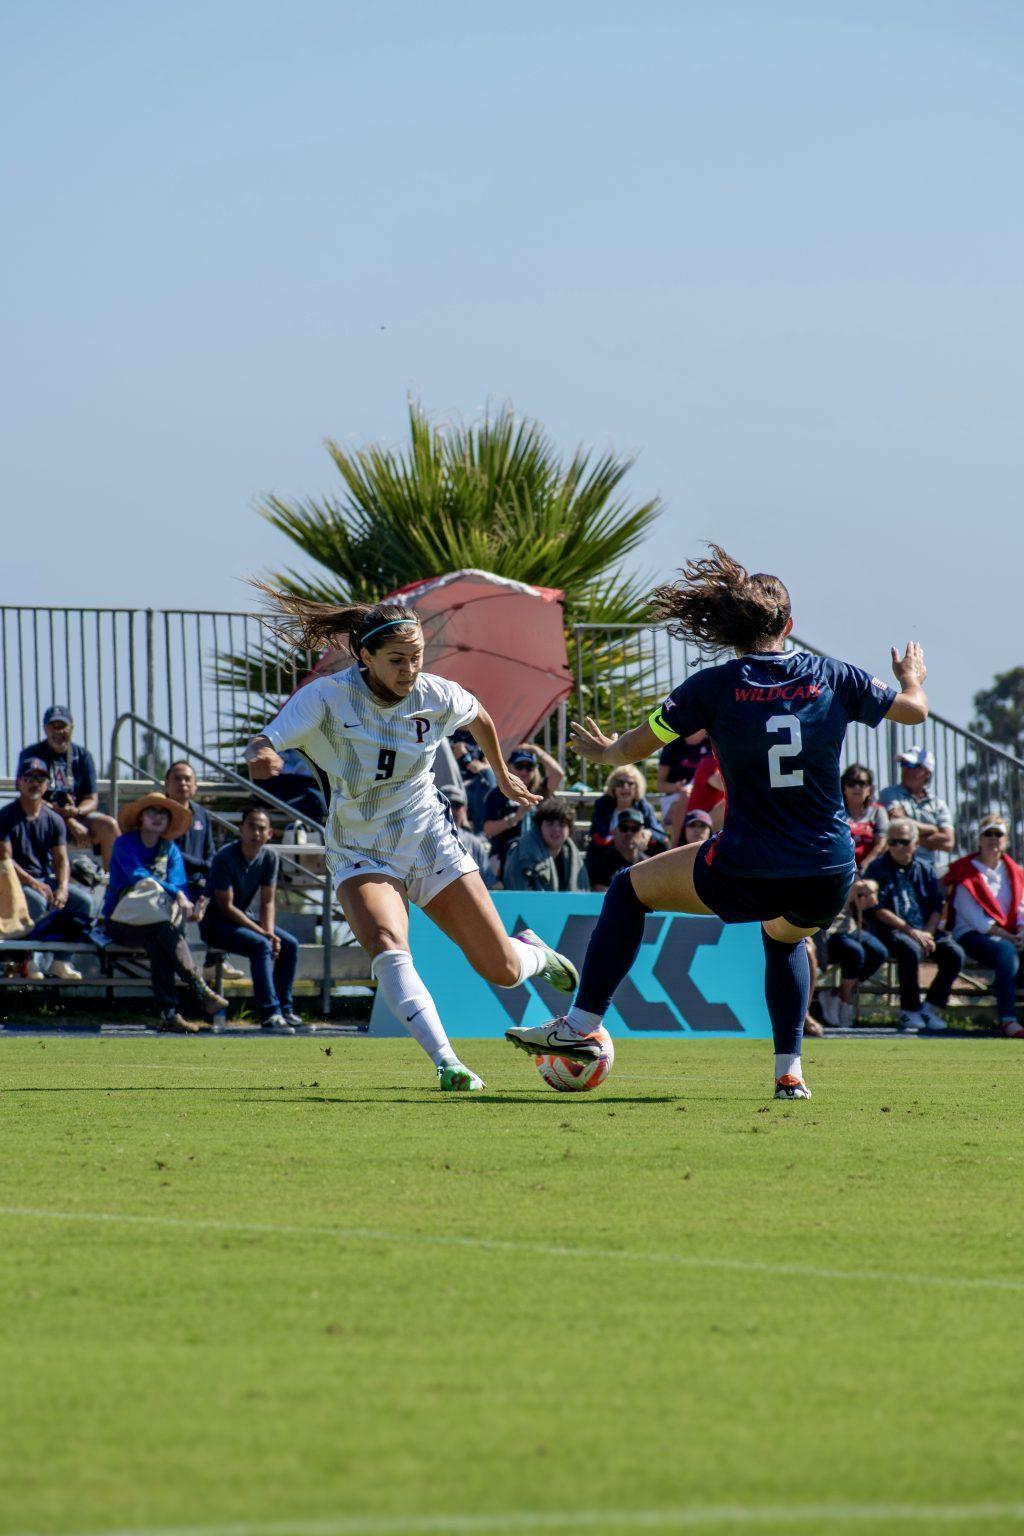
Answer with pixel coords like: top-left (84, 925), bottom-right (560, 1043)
top-left (467, 706), bottom-right (542, 808)
top-left (886, 642), bottom-right (928, 726)
top-left (570, 717), bottom-right (662, 768)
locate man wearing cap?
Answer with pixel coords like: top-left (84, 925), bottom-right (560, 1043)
top-left (585, 805), bottom-right (653, 891)
top-left (879, 745), bottom-right (955, 875)
top-left (451, 731), bottom-right (496, 833)
top-left (681, 807), bottom-right (713, 845)
top-left (0, 757), bottom-right (96, 978)
top-left (18, 706), bottom-right (120, 869)
top-left (482, 744), bottom-right (562, 878)
top-left (438, 780), bottom-right (493, 885)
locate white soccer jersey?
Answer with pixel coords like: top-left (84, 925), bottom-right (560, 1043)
top-left (262, 666), bottom-right (480, 886)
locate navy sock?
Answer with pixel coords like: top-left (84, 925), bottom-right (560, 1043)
top-left (575, 869), bottom-right (652, 1016)
top-left (761, 930), bottom-right (809, 1058)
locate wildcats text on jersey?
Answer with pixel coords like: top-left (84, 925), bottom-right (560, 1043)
top-left (734, 684), bottom-right (821, 702)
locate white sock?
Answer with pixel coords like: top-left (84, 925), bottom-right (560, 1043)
top-left (775, 1053), bottom-right (802, 1080)
top-left (506, 936), bottom-right (547, 985)
top-left (566, 1004), bottom-right (603, 1035)
top-left (371, 950), bottom-right (457, 1067)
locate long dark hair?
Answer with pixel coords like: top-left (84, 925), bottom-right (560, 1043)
top-left (649, 545), bottom-right (791, 655)
top-left (251, 581), bottom-right (421, 659)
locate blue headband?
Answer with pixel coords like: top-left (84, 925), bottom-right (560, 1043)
top-left (359, 616), bottom-right (420, 645)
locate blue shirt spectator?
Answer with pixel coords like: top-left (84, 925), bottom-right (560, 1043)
top-left (864, 845), bottom-right (945, 930)
top-left (0, 794), bottom-right (67, 882)
top-left (18, 705), bottom-right (121, 870)
top-left (103, 832), bottom-right (188, 918)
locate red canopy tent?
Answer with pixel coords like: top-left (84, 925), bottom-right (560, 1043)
top-left (301, 569), bottom-right (573, 752)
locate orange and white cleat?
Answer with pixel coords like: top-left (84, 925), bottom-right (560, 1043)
top-left (774, 1073), bottom-right (812, 1100)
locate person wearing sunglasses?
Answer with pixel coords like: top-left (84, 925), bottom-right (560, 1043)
top-left (945, 814), bottom-right (1024, 1037)
top-left (865, 818), bottom-right (964, 1032)
top-left (840, 763), bottom-right (889, 870)
top-left (879, 745), bottom-right (954, 876)
top-left (588, 764), bottom-right (667, 853)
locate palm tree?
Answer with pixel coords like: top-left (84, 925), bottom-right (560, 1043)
top-left (215, 400), bottom-right (662, 747)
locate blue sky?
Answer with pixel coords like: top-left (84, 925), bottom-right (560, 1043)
top-left (3, 0), bottom-right (1021, 727)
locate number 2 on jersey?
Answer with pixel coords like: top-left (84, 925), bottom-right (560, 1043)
top-left (766, 715), bottom-right (804, 787)
top-left (375, 748), bottom-right (397, 781)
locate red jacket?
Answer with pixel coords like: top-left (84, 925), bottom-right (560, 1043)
top-left (945, 853), bottom-right (1024, 934)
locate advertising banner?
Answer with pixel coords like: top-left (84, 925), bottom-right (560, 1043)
top-left (368, 892), bottom-right (772, 1039)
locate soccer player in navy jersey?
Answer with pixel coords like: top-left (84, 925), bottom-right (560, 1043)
top-left (506, 546), bottom-right (929, 1099)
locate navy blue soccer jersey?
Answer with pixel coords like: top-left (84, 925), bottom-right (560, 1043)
top-left (649, 651), bottom-right (896, 878)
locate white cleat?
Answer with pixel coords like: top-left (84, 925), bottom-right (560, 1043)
top-left (505, 1017), bottom-right (603, 1062)
top-left (920, 1003), bottom-right (948, 1033)
top-left (898, 1010), bottom-right (925, 1033)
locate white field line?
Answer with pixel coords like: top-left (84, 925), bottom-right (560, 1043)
top-left (10, 1498), bottom-right (1024, 1535)
top-left (0, 1206), bottom-right (1022, 1295)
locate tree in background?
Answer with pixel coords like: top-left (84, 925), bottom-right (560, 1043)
top-left (216, 401), bottom-right (663, 748)
top-left (956, 667), bottom-right (1024, 848)
top-left (970, 668), bottom-right (1024, 758)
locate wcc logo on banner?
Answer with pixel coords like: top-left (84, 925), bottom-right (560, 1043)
top-left (369, 893), bottom-right (773, 1040)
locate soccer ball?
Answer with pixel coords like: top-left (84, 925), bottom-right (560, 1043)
top-left (535, 1028), bottom-right (615, 1092)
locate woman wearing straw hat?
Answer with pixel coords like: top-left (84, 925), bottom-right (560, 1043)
top-left (945, 812), bottom-right (1024, 1038)
top-left (102, 793), bottom-right (227, 1033)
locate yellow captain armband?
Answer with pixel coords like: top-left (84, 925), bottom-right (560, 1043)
top-left (648, 706), bottom-right (679, 744)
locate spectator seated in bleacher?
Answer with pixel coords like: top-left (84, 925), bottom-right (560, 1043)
top-left (816, 878), bottom-right (888, 1028)
top-left (504, 798), bottom-right (589, 893)
top-left (585, 805), bottom-right (652, 892)
top-left (164, 758), bottom-right (245, 985)
top-left (164, 761), bottom-right (215, 916)
top-left (657, 728), bottom-right (709, 830)
top-left (103, 793), bottom-right (227, 1033)
top-left (589, 765), bottom-right (667, 853)
top-left (678, 746), bottom-right (726, 839)
top-left (0, 756), bottom-right (95, 980)
top-left (681, 808), bottom-right (712, 844)
top-left (247, 744), bottom-right (327, 824)
top-left (451, 732), bottom-right (496, 833)
top-left (438, 779), bottom-right (494, 886)
top-left (864, 818), bottom-right (964, 1032)
top-left (841, 763), bottom-right (889, 870)
top-left (482, 746), bottom-right (560, 879)
top-left (945, 813), bottom-right (1024, 1038)
top-left (19, 705), bottom-right (120, 870)
top-left (199, 803), bottom-right (302, 1033)
top-left (879, 745), bottom-right (954, 876)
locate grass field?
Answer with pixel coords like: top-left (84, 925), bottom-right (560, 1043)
top-left (2, 1034), bottom-right (1023, 1536)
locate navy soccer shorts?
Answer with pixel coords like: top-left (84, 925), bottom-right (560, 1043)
top-left (693, 839), bottom-right (853, 931)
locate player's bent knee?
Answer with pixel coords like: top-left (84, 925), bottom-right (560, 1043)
top-left (762, 916), bottom-right (819, 943)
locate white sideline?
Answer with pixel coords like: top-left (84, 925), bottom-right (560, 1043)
top-left (11, 1500), bottom-right (1024, 1535)
top-left (1, 1206), bottom-right (1023, 1294)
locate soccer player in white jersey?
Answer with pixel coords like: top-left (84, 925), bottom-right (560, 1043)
top-left (244, 588), bottom-right (579, 1091)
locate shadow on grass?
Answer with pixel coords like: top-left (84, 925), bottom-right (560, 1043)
top-left (244, 1092), bottom-right (684, 1106)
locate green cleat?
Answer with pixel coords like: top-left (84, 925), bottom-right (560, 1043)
top-left (516, 928), bottom-right (580, 994)
top-left (437, 1061), bottom-right (486, 1092)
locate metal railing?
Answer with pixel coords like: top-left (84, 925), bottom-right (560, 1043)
top-left (4, 603), bottom-right (1021, 862)
top-left (0, 606), bottom-right (314, 779)
top-left (109, 713), bottom-right (335, 1013)
top-left (571, 623), bottom-right (1024, 859)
